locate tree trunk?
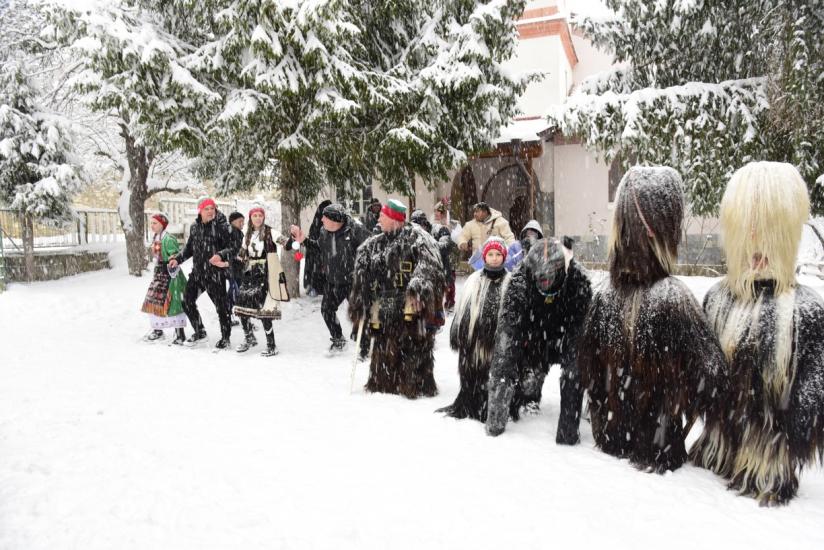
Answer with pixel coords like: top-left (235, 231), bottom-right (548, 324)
top-left (279, 162), bottom-right (302, 299)
top-left (120, 126), bottom-right (153, 276)
top-left (20, 211), bottom-right (34, 282)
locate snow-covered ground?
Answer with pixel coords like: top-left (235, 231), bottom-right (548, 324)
top-left (1, 250), bottom-right (823, 550)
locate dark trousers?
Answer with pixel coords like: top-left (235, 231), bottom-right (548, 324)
top-left (183, 270), bottom-right (232, 339)
top-left (321, 284), bottom-right (350, 340)
top-left (227, 277), bottom-right (239, 313)
top-left (444, 273), bottom-right (456, 309)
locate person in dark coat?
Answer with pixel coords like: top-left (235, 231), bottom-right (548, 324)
top-left (363, 198), bottom-right (382, 233)
top-left (485, 237), bottom-right (593, 444)
top-left (226, 211), bottom-right (245, 325)
top-left (169, 198), bottom-right (240, 349)
top-left (349, 199), bottom-right (446, 398)
top-left (577, 166), bottom-right (729, 473)
top-left (433, 199), bottom-right (458, 311)
top-left (411, 209), bottom-right (456, 312)
top-left (303, 200), bottom-right (331, 296)
top-left (289, 202), bottom-right (372, 352)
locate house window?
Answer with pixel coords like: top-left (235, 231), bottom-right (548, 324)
top-left (337, 182), bottom-right (373, 218)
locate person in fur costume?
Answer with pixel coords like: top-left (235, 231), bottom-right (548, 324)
top-left (437, 237), bottom-right (510, 421)
top-left (485, 237), bottom-right (592, 444)
top-left (690, 162), bottom-right (824, 505)
top-left (577, 166), bottom-right (728, 473)
top-left (232, 207), bottom-right (287, 357)
top-left (349, 199), bottom-right (446, 398)
top-left (141, 214), bottom-right (187, 344)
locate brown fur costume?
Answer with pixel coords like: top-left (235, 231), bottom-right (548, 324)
top-left (578, 166), bottom-right (729, 473)
top-left (349, 224), bottom-right (445, 398)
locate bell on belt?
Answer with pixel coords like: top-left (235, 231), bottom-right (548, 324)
top-left (403, 298), bottom-right (416, 321)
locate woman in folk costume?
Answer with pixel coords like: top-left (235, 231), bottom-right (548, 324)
top-left (577, 166), bottom-right (729, 473)
top-left (437, 237), bottom-right (510, 421)
top-left (232, 207), bottom-right (289, 357)
top-left (690, 162), bottom-right (824, 505)
top-left (141, 214), bottom-right (187, 344)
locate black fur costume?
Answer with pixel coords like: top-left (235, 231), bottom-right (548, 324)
top-left (349, 224), bottom-right (445, 398)
top-left (438, 266), bottom-right (509, 421)
top-left (690, 282), bottom-right (824, 504)
top-left (486, 239), bottom-right (592, 444)
top-left (578, 166), bottom-right (729, 473)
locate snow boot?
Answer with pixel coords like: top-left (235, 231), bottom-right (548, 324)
top-left (171, 328), bottom-right (186, 345)
top-left (146, 329), bottom-right (164, 341)
top-left (261, 327), bottom-right (278, 357)
top-left (329, 338), bottom-right (346, 353)
top-left (236, 332), bottom-right (258, 353)
top-left (186, 330), bottom-right (207, 345)
top-left (214, 337), bottom-right (231, 350)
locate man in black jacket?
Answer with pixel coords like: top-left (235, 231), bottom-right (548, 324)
top-left (226, 211), bottom-right (245, 326)
top-left (290, 203), bottom-right (372, 352)
top-left (169, 198), bottom-right (240, 349)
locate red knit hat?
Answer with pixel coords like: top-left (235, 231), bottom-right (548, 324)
top-left (482, 238), bottom-right (507, 261)
top-left (248, 206), bottom-right (265, 219)
top-left (151, 213), bottom-right (169, 229)
top-left (198, 198), bottom-right (216, 212)
top-left (381, 199), bottom-right (407, 222)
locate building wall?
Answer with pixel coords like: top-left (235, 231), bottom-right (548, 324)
top-left (510, 36), bottom-right (572, 116)
top-left (570, 31), bottom-right (616, 88)
top-left (553, 143), bottom-right (612, 238)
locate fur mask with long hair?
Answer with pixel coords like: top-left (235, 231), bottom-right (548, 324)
top-left (608, 166), bottom-right (684, 288)
top-left (720, 161), bottom-right (809, 301)
top-left (523, 238), bottom-right (566, 297)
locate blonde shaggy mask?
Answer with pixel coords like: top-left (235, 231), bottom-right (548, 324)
top-left (721, 161), bottom-right (809, 301)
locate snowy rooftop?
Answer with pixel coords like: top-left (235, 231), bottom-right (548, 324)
top-left (494, 117), bottom-right (550, 144)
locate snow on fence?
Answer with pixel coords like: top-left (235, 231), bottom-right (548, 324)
top-left (0, 207), bottom-right (123, 250)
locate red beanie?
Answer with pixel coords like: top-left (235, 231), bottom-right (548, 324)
top-left (198, 198), bottom-right (216, 212)
top-left (248, 207), bottom-right (265, 219)
top-left (151, 214), bottom-right (169, 229)
top-left (381, 199), bottom-right (407, 222)
top-left (482, 238), bottom-right (507, 261)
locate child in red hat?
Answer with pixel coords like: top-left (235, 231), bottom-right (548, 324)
top-left (437, 236), bottom-right (509, 421)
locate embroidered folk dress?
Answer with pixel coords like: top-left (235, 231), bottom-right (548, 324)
top-left (141, 232), bottom-right (188, 329)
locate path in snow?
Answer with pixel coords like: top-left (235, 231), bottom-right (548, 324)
top-left (1, 251), bottom-right (822, 550)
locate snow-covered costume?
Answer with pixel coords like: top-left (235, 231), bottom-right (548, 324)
top-left (438, 238), bottom-right (509, 421)
top-left (486, 238), bottom-right (592, 444)
top-left (578, 166), bottom-right (728, 473)
top-left (233, 215), bottom-right (288, 356)
top-left (690, 162), bottom-right (824, 505)
top-left (349, 203), bottom-right (445, 398)
top-left (141, 217), bottom-right (187, 343)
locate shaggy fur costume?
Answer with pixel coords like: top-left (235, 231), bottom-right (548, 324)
top-left (349, 224), bottom-right (445, 398)
top-left (690, 162), bottom-right (824, 505)
top-left (578, 166), bottom-right (729, 473)
top-left (438, 266), bottom-right (509, 421)
top-left (486, 238), bottom-right (592, 444)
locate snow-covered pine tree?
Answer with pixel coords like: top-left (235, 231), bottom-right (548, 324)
top-left (549, 0), bottom-right (824, 216)
top-left (0, 65), bottom-right (83, 281)
top-left (189, 0), bottom-right (530, 295)
top-left (43, 0), bottom-right (221, 275)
